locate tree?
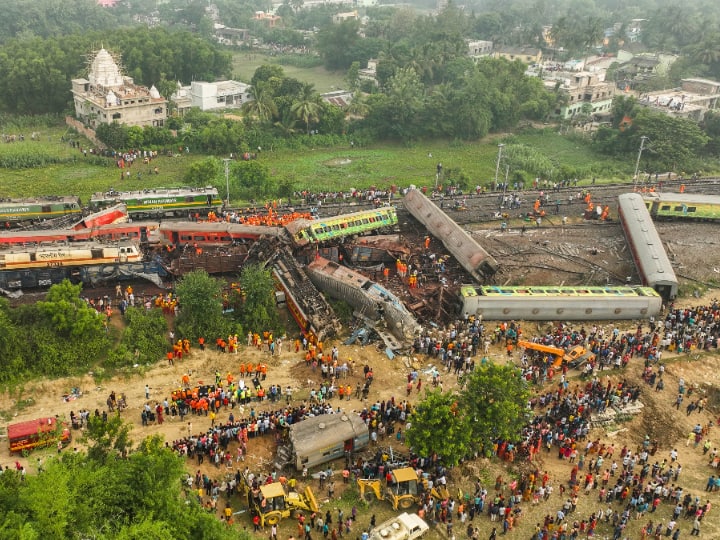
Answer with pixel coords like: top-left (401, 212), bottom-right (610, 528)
top-left (234, 160), bottom-right (276, 199)
top-left (291, 83), bottom-right (322, 135)
top-left (184, 157), bottom-right (221, 186)
top-left (460, 363), bottom-right (530, 453)
top-left (250, 64), bottom-right (285, 88)
top-left (243, 82), bottom-right (278, 124)
top-left (83, 414), bottom-right (133, 464)
top-left (174, 270), bottom-right (231, 341)
top-left (346, 61), bottom-right (360, 91)
top-left (232, 263), bottom-right (280, 334)
top-left (405, 389), bottom-right (473, 466)
top-left (316, 20), bottom-right (362, 70)
top-left (119, 307), bottom-right (169, 365)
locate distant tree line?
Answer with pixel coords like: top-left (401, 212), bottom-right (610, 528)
top-left (0, 27), bottom-right (231, 115)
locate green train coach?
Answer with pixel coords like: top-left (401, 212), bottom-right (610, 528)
top-left (0, 196), bottom-right (81, 225)
top-left (289, 207), bottom-right (398, 246)
top-left (90, 187), bottom-right (222, 219)
top-left (643, 193), bottom-right (720, 220)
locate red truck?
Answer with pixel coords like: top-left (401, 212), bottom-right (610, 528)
top-left (7, 417), bottom-right (71, 455)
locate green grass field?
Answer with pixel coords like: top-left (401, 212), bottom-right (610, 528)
top-left (231, 52), bottom-right (347, 92)
top-left (0, 123), bottom-right (637, 203)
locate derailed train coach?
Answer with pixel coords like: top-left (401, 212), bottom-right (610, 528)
top-left (403, 188), bottom-right (498, 281)
top-left (460, 285), bottom-right (662, 321)
top-left (618, 193), bottom-right (678, 300)
top-left (306, 256), bottom-right (421, 344)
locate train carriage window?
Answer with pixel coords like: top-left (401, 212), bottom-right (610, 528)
top-left (362, 219), bottom-right (369, 224)
top-left (341, 223), bottom-right (347, 229)
top-left (180, 234), bottom-right (192, 241)
top-left (193, 236), bottom-right (207, 241)
top-left (545, 289), bottom-right (559, 294)
top-left (323, 226), bottom-right (331, 233)
top-left (686, 206), bottom-right (696, 212)
top-left (369, 217), bottom-right (375, 223)
top-left (500, 289), bottom-right (514, 294)
top-left (314, 228), bottom-right (323, 235)
top-left (590, 289), bottom-right (604, 294)
top-left (41, 205), bottom-right (52, 213)
top-left (332, 225), bottom-right (340, 231)
top-left (561, 289), bottom-right (576, 294)
top-left (661, 205), bottom-right (671, 211)
top-left (185, 196), bottom-right (195, 203)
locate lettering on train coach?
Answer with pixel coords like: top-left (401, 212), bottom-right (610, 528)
top-left (141, 198), bottom-right (177, 205)
top-left (37, 251), bottom-right (72, 260)
top-left (0, 207), bottom-right (31, 213)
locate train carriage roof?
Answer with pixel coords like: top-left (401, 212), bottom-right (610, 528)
top-left (91, 186), bottom-right (218, 201)
top-left (0, 196), bottom-right (80, 205)
top-left (618, 193), bottom-right (678, 289)
top-left (288, 413), bottom-right (367, 457)
top-left (642, 193), bottom-right (720, 205)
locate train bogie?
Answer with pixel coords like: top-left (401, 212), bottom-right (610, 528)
top-left (292, 207), bottom-right (398, 245)
top-left (460, 285), bottom-right (662, 321)
top-left (643, 193), bottom-right (720, 220)
top-left (403, 189), bottom-right (497, 280)
top-left (618, 193), bottom-right (678, 300)
top-left (0, 242), bottom-right (142, 270)
top-left (90, 187), bottom-right (222, 218)
top-left (0, 196), bottom-right (82, 225)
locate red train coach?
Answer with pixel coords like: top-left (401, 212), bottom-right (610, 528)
top-left (158, 222), bottom-right (284, 246)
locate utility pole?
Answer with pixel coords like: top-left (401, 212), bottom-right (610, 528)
top-left (633, 136), bottom-right (648, 187)
top-left (494, 143), bottom-right (504, 192)
top-left (222, 158), bottom-right (231, 208)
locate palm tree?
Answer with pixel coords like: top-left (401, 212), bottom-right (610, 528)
top-left (345, 91), bottom-right (370, 119)
top-left (273, 110), bottom-right (298, 136)
top-left (243, 83), bottom-right (277, 124)
top-left (291, 83), bottom-right (322, 135)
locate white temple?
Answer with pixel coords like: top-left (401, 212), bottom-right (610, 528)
top-left (71, 48), bottom-right (167, 129)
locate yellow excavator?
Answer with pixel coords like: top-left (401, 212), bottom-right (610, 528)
top-left (357, 467), bottom-right (449, 510)
top-left (247, 481), bottom-right (319, 526)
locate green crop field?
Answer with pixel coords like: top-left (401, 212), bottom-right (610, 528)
top-left (0, 121), bottom-right (638, 203)
top-left (232, 52), bottom-right (347, 92)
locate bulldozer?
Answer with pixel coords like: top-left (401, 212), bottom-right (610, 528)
top-left (357, 467), bottom-right (449, 510)
top-left (247, 481), bottom-right (319, 526)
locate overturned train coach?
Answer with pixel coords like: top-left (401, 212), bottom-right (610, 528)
top-left (403, 188), bottom-right (498, 280)
top-left (306, 256), bottom-right (421, 345)
top-left (460, 285), bottom-right (662, 321)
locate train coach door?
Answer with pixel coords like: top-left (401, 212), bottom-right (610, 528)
top-left (206, 195), bottom-right (213, 206)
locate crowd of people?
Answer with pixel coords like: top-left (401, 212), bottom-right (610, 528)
top-left (76, 292), bottom-right (720, 539)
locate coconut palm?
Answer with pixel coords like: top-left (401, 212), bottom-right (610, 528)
top-left (243, 83), bottom-right (278, 124)
top-left (291, 83), bottom-right (323, 135)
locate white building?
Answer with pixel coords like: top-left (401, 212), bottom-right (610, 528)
top-left (172, 80), bottom-right (253, 113)
top-left (71, 48), bottom-right (167, 128)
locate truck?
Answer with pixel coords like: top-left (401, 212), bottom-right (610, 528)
top-left (7, 417), bottom-right (71, 455)
top-left (368, 512), bottom-right (429, 540)
top-left (517, 340), bottom-right (596, 370)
